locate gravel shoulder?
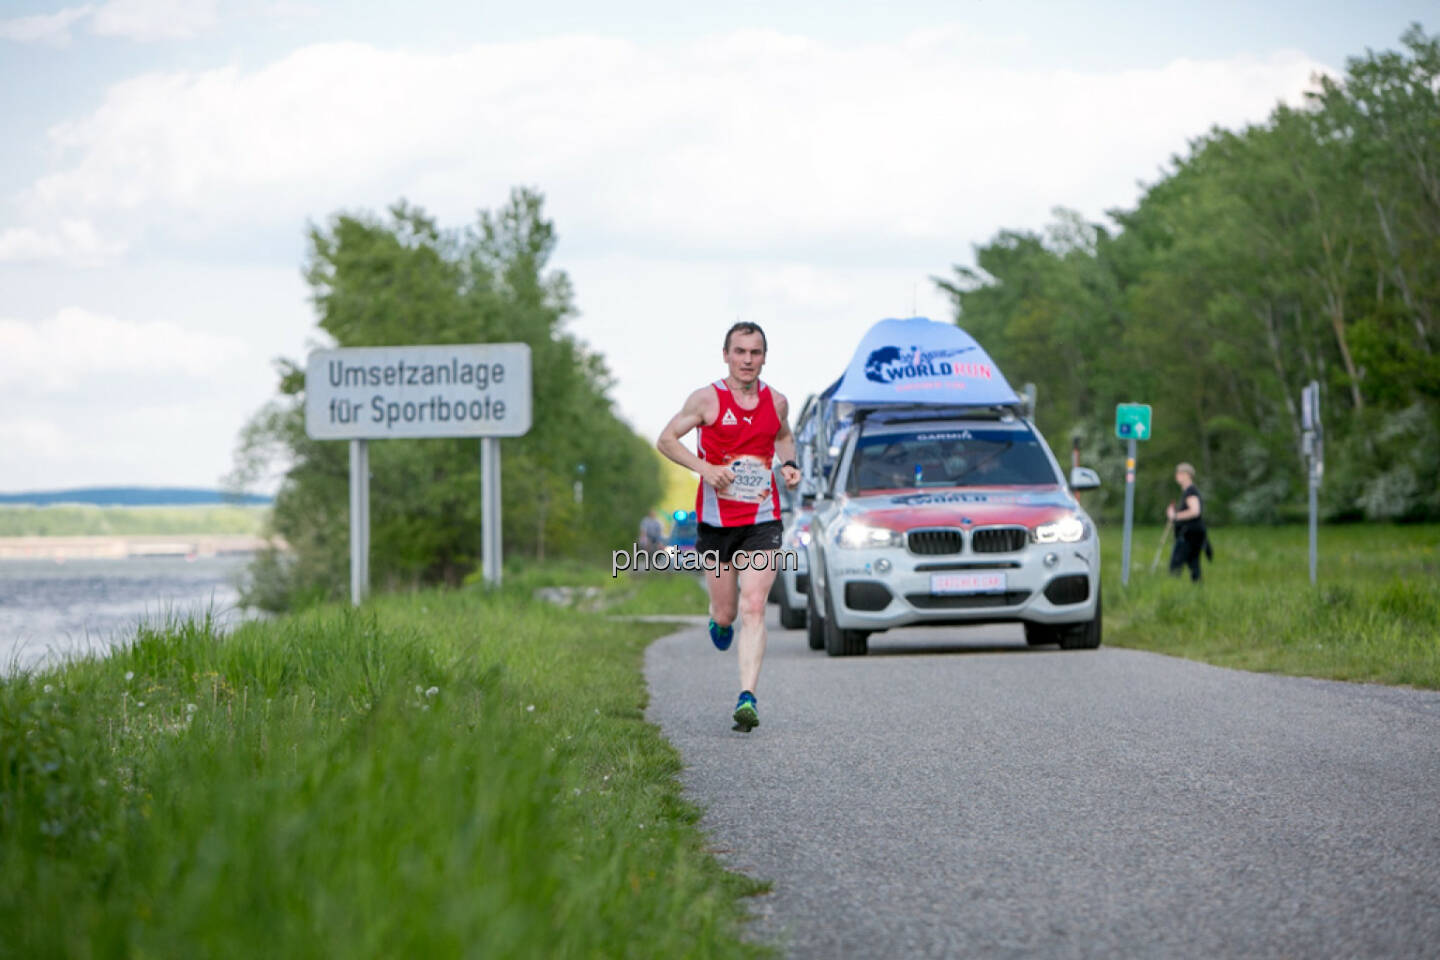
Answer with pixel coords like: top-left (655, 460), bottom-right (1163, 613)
top-left (646, 613), bottom-right (1440, 959)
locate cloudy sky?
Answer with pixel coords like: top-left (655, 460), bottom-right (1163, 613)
top-left (0, 1), bottom-right (1431, 493)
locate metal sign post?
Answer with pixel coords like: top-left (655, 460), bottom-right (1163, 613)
top-left (349, 439), bottom-right (370, 605)
top-left (305, 343), bottom-right (532, 606)
top-left (1302, 381), bottom-right (1323, 586)
top-left (481, 437), bottom-right (502, 587)
top-left (1115, 403), bottom-right (1153, 586)
top-left (1122, 439), bottom-right (1137, 585)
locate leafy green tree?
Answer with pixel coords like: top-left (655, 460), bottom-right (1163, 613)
top-left (937, 24), bottom-right (1440, 525)
top-left (230, 190), bottom-right (660, 610)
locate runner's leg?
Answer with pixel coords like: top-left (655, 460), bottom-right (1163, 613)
top-left (735, 552), bottom-right (779, 693)
top-left (706, 560), bottom-right (739, 629)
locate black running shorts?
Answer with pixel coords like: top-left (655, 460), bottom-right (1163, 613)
top-left (696, 520), bottom-right (783, 566)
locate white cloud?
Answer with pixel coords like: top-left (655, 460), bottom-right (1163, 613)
top-left (0, 5), bottom-right (94, 46)
top-left (9, 32), bottom-right (1333, 265)
top-left (0, 417), bottom-right (70, 460)
top-left (0, 28), bottom-right (1341, 486)
top-left (0, 0), bottom-right (219, 47)
top-left (0, 219), bottom-right (126, 263)
top-left (89, 0), bottom-right (219, 41)
top-left (0, 403), bottom-right (245, 490)
top-left (0, 306), bottom-right (247, 390)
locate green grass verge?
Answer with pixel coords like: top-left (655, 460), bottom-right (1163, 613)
top-left (1101, 523), bottom-right (1440, 688)
top-left (0, 505), bottom-right (270, 537)
top-left (486, 561), bottom-right (710, 617)
top-left (0, 585), bottom-right (769, 958)
top-left (604, 574), bottom-right (710, 617)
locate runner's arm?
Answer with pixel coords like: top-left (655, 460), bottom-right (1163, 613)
top-left (658, 388), bottom-right (733, 489)
top-left (773, 392), bottom-right (801, 489)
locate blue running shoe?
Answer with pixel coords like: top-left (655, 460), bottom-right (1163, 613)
top-left (709, 619), bottom-right (734, 651)
top-left (732, 691), bottom-right (758, 731)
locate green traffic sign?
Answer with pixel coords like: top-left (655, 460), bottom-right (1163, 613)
top-left (1115, 403), bottom-right (1153, 441)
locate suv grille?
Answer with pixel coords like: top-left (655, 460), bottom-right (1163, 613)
top-left (971, 527), bottom-right (1027, 553)
top-left (907, 591), bottom-right (1031, 609)
top-left (907, 529), bottom-right (964, 555)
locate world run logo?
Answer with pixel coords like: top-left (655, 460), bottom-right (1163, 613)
top-left (863, 344), bottom-right (992, 384)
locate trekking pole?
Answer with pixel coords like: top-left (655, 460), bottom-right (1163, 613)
top-left (1149, 515), bottom-right (1174, 574)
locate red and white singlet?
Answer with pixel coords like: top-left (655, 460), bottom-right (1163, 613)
top-left (695, 379), bottom-right (782, 527)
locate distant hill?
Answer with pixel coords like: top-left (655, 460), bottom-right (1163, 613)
top-left (0, 487), bottom-right (273, 507)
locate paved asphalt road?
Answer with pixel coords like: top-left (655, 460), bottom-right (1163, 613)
top-left (645, 613), bottom-right (1440, 958)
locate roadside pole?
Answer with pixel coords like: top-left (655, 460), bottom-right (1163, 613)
top-left (1115, 403), bottom-right (1153, 587)
top-left (1309, 460), bottom-right (1318, 585)
top-left (1302, 381), bottom-right (1322, 586)
top-left (481, 436), bottom-right (502, 587)
top-left (349, 439), bottom-right (369, 606)
top-left (1122, 438), bottom-right (1136, 585)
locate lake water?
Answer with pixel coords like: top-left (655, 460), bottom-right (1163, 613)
top-left (0, 554), bottom-right (261, 675)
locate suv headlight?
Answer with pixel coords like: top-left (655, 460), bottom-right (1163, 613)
top-left (1033, 516), bottom-right (1087, 543)
top-left (836, 521), bottom-right (902, 550)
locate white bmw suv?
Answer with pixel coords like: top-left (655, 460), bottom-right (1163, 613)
top-left (806, 411), bottom-right (1102, 656)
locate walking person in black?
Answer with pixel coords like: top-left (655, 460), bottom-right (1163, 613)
top-left (1166, 462), bottom-right (1209, 582)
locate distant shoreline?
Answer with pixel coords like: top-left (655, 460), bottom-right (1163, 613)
top-left (0, 487), bottom-right (272, 507)
top-left (0, 535), bottom-right (285, 561)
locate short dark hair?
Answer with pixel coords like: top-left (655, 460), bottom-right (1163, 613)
top-left (723, 322), bottom-right (767, 354)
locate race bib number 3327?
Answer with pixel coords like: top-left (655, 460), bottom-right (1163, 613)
top-left (719, 455), bottom-right (772, 503)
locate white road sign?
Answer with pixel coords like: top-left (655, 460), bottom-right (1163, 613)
top-left (305, 343), bottom-right (532, 440)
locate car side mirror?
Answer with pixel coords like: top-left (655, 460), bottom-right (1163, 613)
top-left (1069, 466), bottom-right (1101, 491)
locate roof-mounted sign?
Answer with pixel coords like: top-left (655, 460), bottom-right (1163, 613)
top-left (829, 317), bottom-right (1020, 407)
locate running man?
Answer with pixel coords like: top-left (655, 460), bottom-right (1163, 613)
top-left (657, 322), bottom-right (801, 731)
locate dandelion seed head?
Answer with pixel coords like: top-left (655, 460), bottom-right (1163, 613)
top-left (124, 672), bottom-right (135, 682)
top-left (425, 686), bottom-right (439, 698)
top-left (415, 685), bottom-right (424, 695)
top-left (186, 704), bottom-right (198, 714)
top-left (573, 787), bottom-right (581, 796)
top-left (526, 704), bottom-right (535, 712)
top-left (43, 684), bottom-right (54, 694)
top-left (136, 701), bottom-right (145, 708)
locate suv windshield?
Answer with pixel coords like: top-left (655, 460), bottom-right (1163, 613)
top-left (847, 426), bottom-right (1057, 492)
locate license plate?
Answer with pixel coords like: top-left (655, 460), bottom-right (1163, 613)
top-left (930, 572), bottom-right (1006, 595)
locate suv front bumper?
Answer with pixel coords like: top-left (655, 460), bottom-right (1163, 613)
top-left (817, 538), bottom-right (1099, 632)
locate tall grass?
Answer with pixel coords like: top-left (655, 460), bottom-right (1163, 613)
top-left (0, 583), bottom-right (767, 957)
top-left (1101, 523), bottom-right (1440, 688)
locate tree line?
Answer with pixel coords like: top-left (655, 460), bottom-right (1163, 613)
top-left (938, 24), bottom-right (1440, 526)
top-left (230, 190), bottom-right (659, 610)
